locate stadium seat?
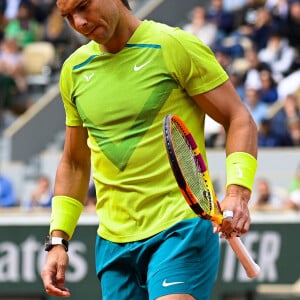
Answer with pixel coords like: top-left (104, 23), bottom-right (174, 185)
top-left (22, 41), bottom-right (56, 87)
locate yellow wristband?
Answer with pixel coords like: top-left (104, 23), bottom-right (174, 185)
top-left (226, 152), bottom-right (257, 192)
top-left (50, 196), bottom-right (84, 239)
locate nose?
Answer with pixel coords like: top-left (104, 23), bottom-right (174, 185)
top-left (73, 13), bottom-right (89, 33)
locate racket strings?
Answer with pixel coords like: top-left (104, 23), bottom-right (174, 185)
top-left (171, 123), bottom-right (212, 213)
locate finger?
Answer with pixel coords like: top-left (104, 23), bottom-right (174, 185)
top-left (236, 220), bottom-right (249, 235)
top-left (45, 285), bottom-right (70, 297)
top-left (223, 210), bottom-right (234, 219)
top-left (42, 274), bottom-right (70, 297)
top-left (56, 265), bottom-right (67, 286)
top-left (221, 210), bottom-right (234, 233)
top-left (41, 262), bottom-right (70, 297)
top-left (233, 211), bottom-right (250, 234)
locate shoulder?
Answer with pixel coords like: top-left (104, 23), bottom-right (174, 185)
top-left (141, 20), bottom-right (205, 49)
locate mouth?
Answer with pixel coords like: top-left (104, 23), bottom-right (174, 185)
top-left (83, 26), bottom-right (97, 36)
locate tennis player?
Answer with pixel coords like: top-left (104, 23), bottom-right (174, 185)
top-left (41, 0), bottom-right (258, 299)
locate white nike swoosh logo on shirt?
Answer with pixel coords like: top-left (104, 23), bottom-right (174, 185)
top-left (162, 279), bottom-right (184, 287)
top-left (134, 60), bottom-right (151, 71)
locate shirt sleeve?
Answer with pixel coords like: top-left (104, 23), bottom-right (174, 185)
top-left (59, 62), bottom-right (83, 127)
top-left (162, 28), bottom-right (229, 96)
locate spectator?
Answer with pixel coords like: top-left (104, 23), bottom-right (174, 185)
top-left (42, 3), bottom-right (77, 66)
top-left (0, 37), bottom-right (28, 128)
top-left (258, 118), bottom-right (284, 146)
top-left (270, 93), bottom-right (300, 145)
top-left (0, 37), bottom-right (27, 93)
top-left (259, 69), bottom-right (278, 104)
top-left (277, 69), bottom-right (300, 99)
top-left (3, 0), bottom-right (21, 21)
top-left (250, 7), bottom-right (275, 51)
top-left (222, 0), bottom-right (247, 12)
top-left (243, 47), bottom-right (271, 92)
top-left (26, 175), bottom-right (52, 208)
top-left (282, 0), bottom-right (300, 51)
top-left (0, 173), bottom-right (16, 207)
top-left (285, 189), bottom-right (300, 210)
top-left (234, 0), bottom-right (264, 29)
top-left (229, 70), bottom-right (246, 100)
top-left (243, 85), bottom-right (269, 126)
top-left (264, 0), bottom-right (289, 25)
top-left (263, 0), bottom-right (288, 49)
top-left (258, 31), bottom-right (295, 81)
top-left (288, 164), bottom-right (300, 192)
top-left (27, 0), bottom-right (56, 24)
top-left (182, 6), bottom-right (218, 47)
top-left (287, 113), bottom-right (300, 145)
top-left (206, 0), bottom-right (235, 42)
top-left (250, 177), bottom-right (285, 211)
top-left (4, 1), bottom-right (41, 49)
top-left (214, 45), bottom-right (234, 73)
top-left (284, 165), bottom-right (300, 210)
top-left (281, 0), bottom-right (300, 72)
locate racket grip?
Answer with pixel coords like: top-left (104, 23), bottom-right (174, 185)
top-left (228, 237), bottom-right (260, 279)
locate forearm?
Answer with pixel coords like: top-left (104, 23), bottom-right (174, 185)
top-left (54, 157), bottom-right (91, 205)
top-left (225, 113), bottom-right (258, 159)
top-left (223, 113), bottom-right (258, 199)
top-left (50, 159), bottom-right (90, 239)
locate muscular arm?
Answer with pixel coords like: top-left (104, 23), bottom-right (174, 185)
top-left (193, 79), bottom-right (258, 234)
top-left (54, 125), bottom-right (91, 203)
top-left (51, 125), bottom-right (91, 241)
top-left (193, 79), bottom-right (257, 158)
top-left (41, 126), bottom-right (91, 297)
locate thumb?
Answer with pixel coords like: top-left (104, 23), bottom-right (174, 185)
top-left (55, 263), bottom-right (68, 289)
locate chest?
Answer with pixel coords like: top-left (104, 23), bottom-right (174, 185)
top-left (71, 47), bottom-right (178, 128)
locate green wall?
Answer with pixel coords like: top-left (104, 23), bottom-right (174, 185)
top-left (0, 213), bottom-right (299, 300)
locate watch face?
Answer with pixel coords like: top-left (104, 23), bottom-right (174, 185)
top-left (44, 236), bottom-right (68, 252)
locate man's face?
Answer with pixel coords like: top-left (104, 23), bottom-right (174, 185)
top-left (290, 2), bottom-right (300, 21)
top-left (56, 0), bottom-right (120, 44)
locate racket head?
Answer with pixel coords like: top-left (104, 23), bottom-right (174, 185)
top-left (163, 114), bottom-right (223, 224)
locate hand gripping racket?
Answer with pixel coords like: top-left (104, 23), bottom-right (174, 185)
top-left (163, 114), bottom-right (260, 279)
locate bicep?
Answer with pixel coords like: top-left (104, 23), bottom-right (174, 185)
top-left (192, 79), bottom-right (250, 130)
top-left (193, 79), bottom-right (257, 156)
top-left (62, 126), bottom-right (90, 164)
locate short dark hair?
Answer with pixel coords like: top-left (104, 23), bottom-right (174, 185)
top-left (121, 0), bottom-right (131, 9)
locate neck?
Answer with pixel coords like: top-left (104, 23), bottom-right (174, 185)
top-left (100, 13), bottom-right (142, 54)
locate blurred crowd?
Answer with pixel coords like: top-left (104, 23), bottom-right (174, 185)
top-left (183, 0), bottom-right (300, 148)
top-left (249, 164), bottom-right (300, 212)
top-left (1, 0), bottom-right (300, 211)
top-left (0, 171), bottom-right (97, 210)
top-left (0, 0), bottom-right (86, 130)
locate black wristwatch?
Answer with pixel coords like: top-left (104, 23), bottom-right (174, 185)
top-left (44, 235), bottom-right (69, 252)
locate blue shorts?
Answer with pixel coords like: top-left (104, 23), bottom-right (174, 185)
top-left (95, 218), bottom-right (219, 300)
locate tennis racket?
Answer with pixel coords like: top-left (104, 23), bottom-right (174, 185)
top-left (163, 114), bottom-right (260, 279)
